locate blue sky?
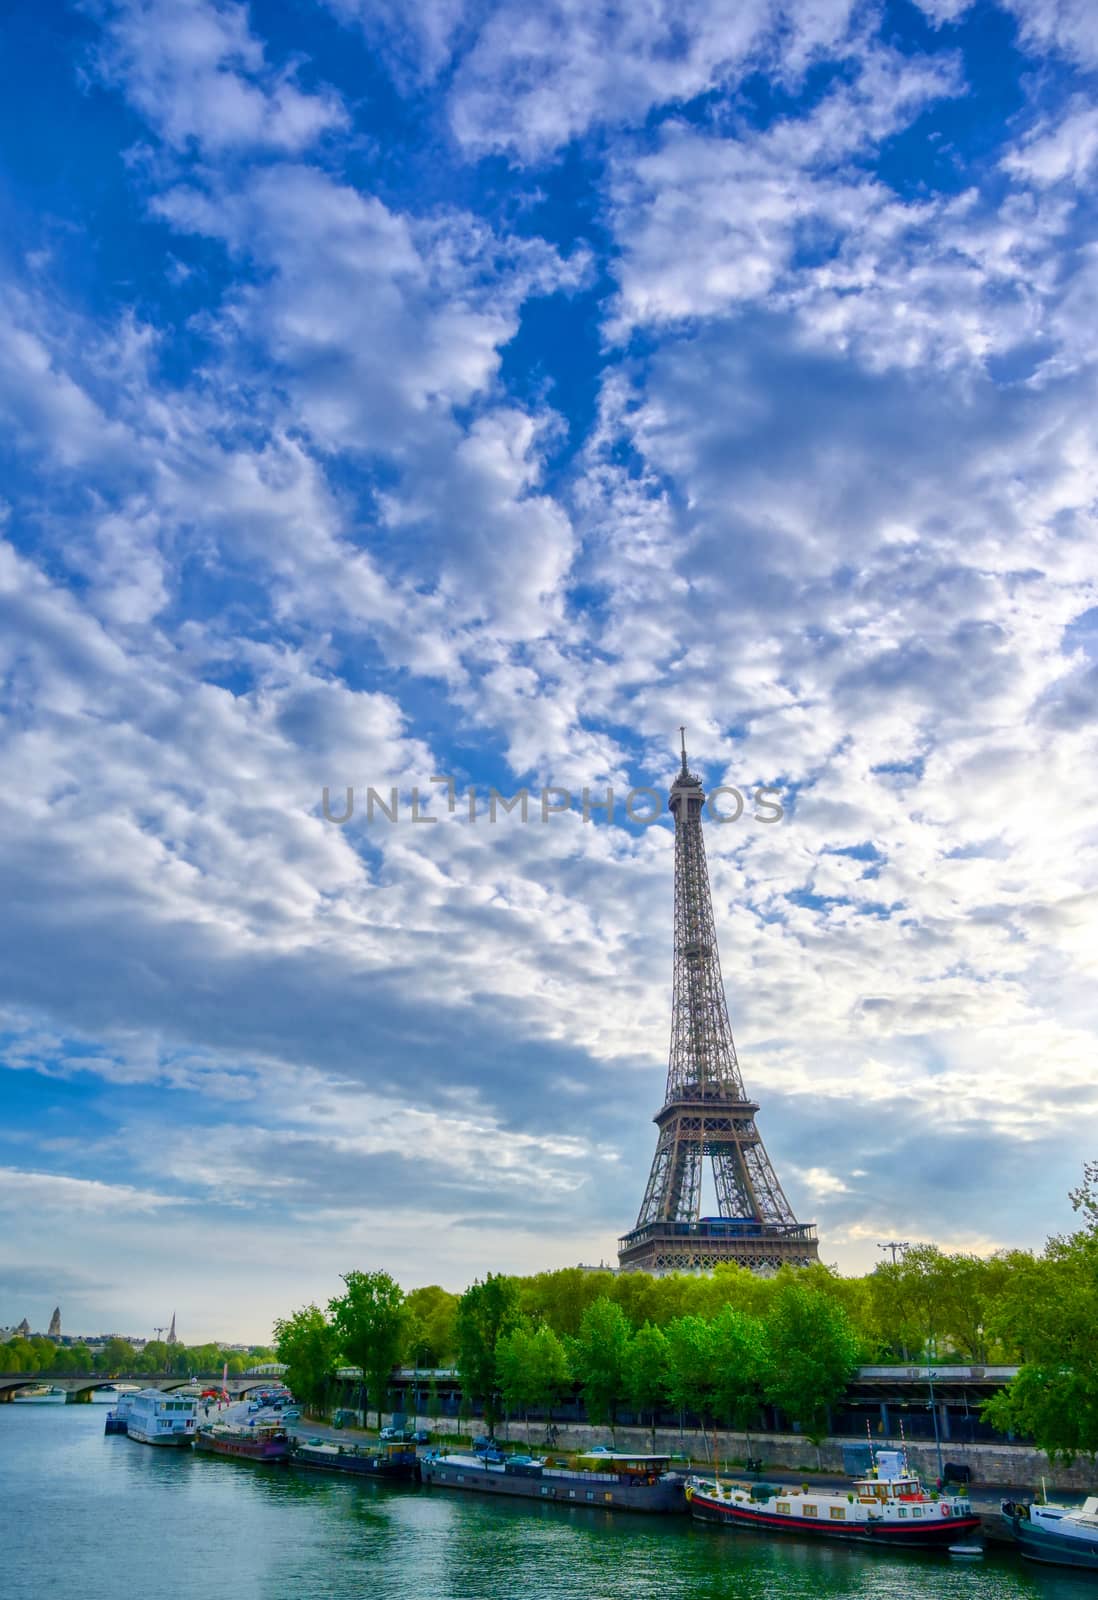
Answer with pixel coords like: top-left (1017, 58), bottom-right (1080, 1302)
top-left (1, 0), bottom-right (1097, 1341)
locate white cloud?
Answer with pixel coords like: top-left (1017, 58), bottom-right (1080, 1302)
top-left (0, 1169), bottom-right (181, 1214)
top-left (92, 0), bottom-right (347, 154)
top-left (1005, 100), bottom-right (1098, 187)
top-left (1003, 0), bottom-right (1098, 70)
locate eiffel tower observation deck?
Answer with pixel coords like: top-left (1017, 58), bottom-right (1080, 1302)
top-left (618, 732), bottom-right (819, 1275)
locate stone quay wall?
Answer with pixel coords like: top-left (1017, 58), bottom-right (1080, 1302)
top-left (385, 1412), bottom-right (1095, 1492)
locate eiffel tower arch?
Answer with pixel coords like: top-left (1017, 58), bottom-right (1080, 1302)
top-left (618, 733), bottom-right (819, 1275)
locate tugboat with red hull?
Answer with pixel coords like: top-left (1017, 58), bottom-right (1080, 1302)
top-left (687, 1450), bottom-right (980, 1549)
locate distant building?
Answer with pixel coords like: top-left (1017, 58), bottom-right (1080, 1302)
top-left (47, 1307), bottom-right (61, 1339)
top-left (15, 1318), bottom-right (31, 1338)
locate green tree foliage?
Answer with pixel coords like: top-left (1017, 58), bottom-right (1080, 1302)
top-left (94, 1338), bottom-right (137, 1375)
top-left (496, 1322), bottom-right (571, 1425)
top-left (135, 1340), bottom-right (170, 1373)
top-left (665, 1315), bottom-right (717, 1423)
top-left (0, 1338), bottom-right (30, 1373)
top-left (624, 1322), bottom-right (669, 1438)
top-left (867, 1245), bottom-right (1018, 1364)
top-left (455, 1273), bottom-right (519, 1433)
top-left (328, 1271), bottom-right (407, 1430)
top-left (572, 1297), bottom-right (631, 1430)
top-left (403, 1285), bottom-right (459, 1367)
top-left (765, 1281), bottom-right (861, 1444)
top-left (273, 1304), bottom-right (340, 1414)
top-left (709, 1306), bottom-right (770, 1445)
top-left (52, 1343), bottom-right (94, 1375)
top-left (983, 1165), bottom-right (1098, 1462)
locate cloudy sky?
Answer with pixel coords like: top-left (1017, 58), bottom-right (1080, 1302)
top-left (1, 0), bottom-right (1096, 1342)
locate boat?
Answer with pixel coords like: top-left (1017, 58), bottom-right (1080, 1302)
top-left (420, 1447), bottom-right (687, 1513)
top-left (292, 1437), bottom-right (419, 1480)
top-left (1001, 1496), bottom-right (1098, 1570)
top-left (104, 1391), bottom-right (138, 1435)
top-left (686, 1450), bottom-right (980, 1548)
top-left (193, 1419), bottom-right (290, 1462)
top-left (12, 1385), bottom-right (66, 1403)
top-left (126, 1389), bottom-right (198, 1446)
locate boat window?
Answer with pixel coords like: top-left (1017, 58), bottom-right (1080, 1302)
top-left (912, 1507), bottom-right (922, 1518)
top-left (802, 1505), bottom-right (818, 1518)
top-left (898, 1508), bottom-right (908, 1518)
top-left (830, 1508), bottom-right (845, 1520)
top-left (777, 1503), bottom-right (790, 1514)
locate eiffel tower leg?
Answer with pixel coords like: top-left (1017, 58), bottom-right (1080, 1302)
top-left (710, 1145), bottom-right (756, 1219)
top-left (636, 1115), bottom-right (703, 1226)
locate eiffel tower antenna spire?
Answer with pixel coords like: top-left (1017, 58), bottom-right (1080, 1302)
top-left (618, 734), bottom-right (819, 1273)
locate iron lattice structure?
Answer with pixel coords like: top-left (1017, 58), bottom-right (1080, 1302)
top-left (619, 734), bottom-right (818, 1275)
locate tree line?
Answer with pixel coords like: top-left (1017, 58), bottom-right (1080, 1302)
top-left (0, 1336), bottom-right (277, 1378)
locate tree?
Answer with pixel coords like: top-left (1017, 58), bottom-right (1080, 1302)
top-left (403, 1285), bottom-right (459, 1368)
top-left (625, 1322), bottom-right (669, 1442)
top-left (572, 1297), bottom-right (631, 1432)
top-left (136, 1340), bottom-right (170, 1373)
top-left (0, 1339), bottom-right (26, 1373)
top-left (455, 1274), bottom-right (520, 1434)
top-left (765, 1282), bottom-right (861, 1447)
top-left (328, 1271), bottom-right (407, 1430)
top-left (983, 1169), bottom-right (1098, 1462)
top-left (52, 1343), bottom-right (94, 1375)
top-left (709, 1306), bottom-right (770, 1452)
top-left (496, 1323), bottom-right (571, 1430)
top-left (273, 1304), bottom-right (340, 1415)
top-left (665, 1316), bottom-right (717, 1441)
top-left (94, 1338), bottom-right (137, 1375)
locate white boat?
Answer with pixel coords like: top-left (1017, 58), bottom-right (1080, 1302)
top-left (125, 1389), bottom-right (198, 1446)
top-left (1002, 1496), bottom-right (1098, 1571)
top-left (12, 1385), bottom-right (66, 1403)
top-left (687, 1450), bottom-right (981, 1549)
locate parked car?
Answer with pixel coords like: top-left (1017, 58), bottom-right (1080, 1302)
top-left (409, 1429), bottom-right (431, 1444)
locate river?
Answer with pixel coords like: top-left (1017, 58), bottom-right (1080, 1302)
top-left (2, 1405), bottom-right (1093, 1600)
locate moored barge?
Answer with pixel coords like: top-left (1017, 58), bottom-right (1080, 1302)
top-left (126, 1390), bottom-right (198, 1447)
top-left (421, 1448), bottom-right (687, 1513)
top-left (292, 1438), bottom-right (419, 1480)
top-left (687, 1451), bottom-right (979, 1548)
top-left (194, 1420), bottom-right (290, 1462)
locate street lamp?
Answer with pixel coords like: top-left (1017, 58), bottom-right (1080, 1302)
top-left (926, 1337), bottom-right (944, 1486)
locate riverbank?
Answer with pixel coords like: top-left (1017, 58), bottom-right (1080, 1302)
top-left (365, 1412), bottom-right (1093, 1493)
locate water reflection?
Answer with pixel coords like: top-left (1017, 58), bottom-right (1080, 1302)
top-left (3, 1406), bottom-right (1095, 1600)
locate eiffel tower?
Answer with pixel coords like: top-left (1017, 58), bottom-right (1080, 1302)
top-left (618, 732), bottom-right (819, 1274)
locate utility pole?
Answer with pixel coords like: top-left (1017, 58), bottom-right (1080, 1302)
top-left (926, 1337), bottom-right (944, 1486)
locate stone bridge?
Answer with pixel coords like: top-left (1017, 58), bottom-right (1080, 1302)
top-left (0, 1373), bottom-right (275, 1402)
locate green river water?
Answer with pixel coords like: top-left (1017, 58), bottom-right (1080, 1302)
top-left (2, 1405), bottom-right (1094, 1600)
